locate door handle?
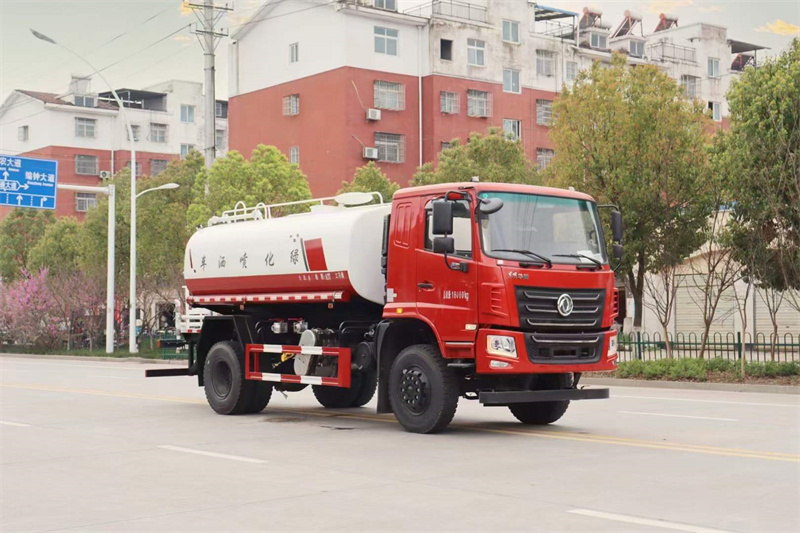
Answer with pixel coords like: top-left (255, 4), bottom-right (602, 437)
top-left (417, 282), bottom-right (434, 290)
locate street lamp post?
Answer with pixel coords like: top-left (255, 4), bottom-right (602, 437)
top-left (31, 29), bottom-right (139, 353)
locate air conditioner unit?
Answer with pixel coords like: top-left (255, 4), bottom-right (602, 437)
top-left (99, 170), bottom-right (111, 179)
top-left (366, 108), bottom-right (382, 121)
top-left (363, 147), bottom-right (379, 160)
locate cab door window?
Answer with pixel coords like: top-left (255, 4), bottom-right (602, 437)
top-left (424, 199), bottom-right (473, 259)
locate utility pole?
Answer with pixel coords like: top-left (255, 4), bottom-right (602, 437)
top-left (188, 1), bottom-right (231, 168)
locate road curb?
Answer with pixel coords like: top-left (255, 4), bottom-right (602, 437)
top-left (0, 353), bottom-right (186, 365)
top-left (583, 377), bottom-right (799, 395)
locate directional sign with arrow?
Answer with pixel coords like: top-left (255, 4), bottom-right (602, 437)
top-left (0, 155), bottom-right (58, 210)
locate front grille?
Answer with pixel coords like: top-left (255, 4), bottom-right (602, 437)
top-left (515, 286), bottom-right (606, 331)
top-left (525, 332), bottom-right (603, 364)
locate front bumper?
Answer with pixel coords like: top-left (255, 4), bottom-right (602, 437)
top-left (479, 387), bottom-right (610, 405)
top-left (475, 328), bottom-right (618, 374)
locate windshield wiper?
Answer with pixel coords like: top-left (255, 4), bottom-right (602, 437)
top-left (492, 249), bottom-right (552, 268)
top-left (552, 253), bottom-right (603, 267)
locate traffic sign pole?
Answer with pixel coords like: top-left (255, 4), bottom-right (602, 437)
top-left (57, 183), bottom-right (115, 354)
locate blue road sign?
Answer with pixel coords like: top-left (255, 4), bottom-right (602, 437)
top-left (0, 155), bottom-right (58, 210)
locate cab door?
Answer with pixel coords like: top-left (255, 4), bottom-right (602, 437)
top-left (415, 196), bottom-right (479, 342)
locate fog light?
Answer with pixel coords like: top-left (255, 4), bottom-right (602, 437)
top-left (487, 335), bottom-right (517, 358)
top-left (608, 333), bottom-right (618, 356)
top-left (490, 360), bottom-right (511, 369)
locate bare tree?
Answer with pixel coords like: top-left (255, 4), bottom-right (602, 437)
top-left (757, 287), bottom-right (785, 361)
top-left (644, 266), bottom-right (684, 359)
top-left (731, 280), bottom-right (752, 374)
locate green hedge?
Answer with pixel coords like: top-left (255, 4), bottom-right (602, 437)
top-left (615, 358), bottom-right (800, 381)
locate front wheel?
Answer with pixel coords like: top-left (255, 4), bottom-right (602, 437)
top-left (508, 373), bottom-right (571, 425)
top-left (389, 344), bottom-right (459, 434)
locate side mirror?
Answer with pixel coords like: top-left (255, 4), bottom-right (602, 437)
top-left (612, 243), bottom-right (624, 261)
top-left (432, 201), bottom-right (453, 235)
top-left (611, 210), bottom-right (623, 244)
top-left (433, 236), bottom-right (455, 255)
top-left (478, 198), bottom-right (504, 215)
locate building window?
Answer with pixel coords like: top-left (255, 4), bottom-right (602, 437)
top-left (440, 39), bottom-right (453, 61)
top-left (681, 75), bottom-right (697, 98)
top-left (289, 42), bottom-right (299, 63)
top-left (467, 89), bottom-right (492, 118)
top-left (709, 101), bottom-right (721, 122)
top-left (374, 0), bottom-right (396, 11)
top-left (502, 20), bottom-right (520, 44)
top-left (708, 57), bottom-right (720, 78)
top-left (590, 33), bottom-right (607, 49)
top-left (289, 146), bottom-right (299, 164)
top-left (503, 69), bottom-right (521, 93)
top-left (282, 94), bottom-right (300, 116)
top-left (180, 144), bottom-right (194, 159)
top-left (374, 26), bottom-right (398, 56)
top-left (125, 161), bottom-right (142, 175)
top-left (467, 38), bottom-right (485, 66)
top-left (151, 159), bottom-right (168, 176)
top-left (536, 99), bottom-right (553, 126)
top-left (374, 81), bottom-right (405, 110)
top-left (536, 50), bottom-right (555, 77)
top-left (180, 104), bottom-right (195, 123)
top-left (75, 117), bottom-right (96, 138)
top-left (215, 129), bottom-right (225, 151)
top-left (215, 101), bottom-right (226, 118)
top-left (375, 132), bottom-right (405, 163)
top-left (537, 148), bottom-right (554, 170)
top-left (75, 192), bottom-right (97, 213)
top-left (441, 141), bottom-right (452, 151)
top-left (150, 123), bottom-right (168, 143)
top-left (18, 125), bottom-right (28, 141)
top-left (75, 155), bottom-right (99, 175)
top-left (629, 40), bottom-right (645, 58)
top-left (127, 124), bottom-right (141, 142)
top-left (565, 61), bottom-right (578, 82)
top-left (503, 119), bottom-right (522, 141)
top-left (74, 95), bottom-right (95, 108)
top-left (440, 91), bottom-right (460, 114)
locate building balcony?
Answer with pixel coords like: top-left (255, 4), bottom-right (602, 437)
top-left (404, 0), bottom-right (488, 24)
top-left (647, 41), bottom-right (697, 63)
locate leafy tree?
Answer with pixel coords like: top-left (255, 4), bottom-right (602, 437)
top-left (548, 54), bottom-right (712, 328)
top-left (412, 129), bottom-right (539, 186)
top-left (725, 38), bottom-right (800, 313)
top-left (338, 162), bottom-right (400, 203)
top-left (27, 216), bottom-right (82, 275)
top-left (188, 145), bottom-right (312, 229)
top-left (0, 269), bottom-right (62, 348)
top-left (0, 209), bottom-right (54, 281)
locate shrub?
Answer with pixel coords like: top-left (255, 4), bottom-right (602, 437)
top-left (706, 357), bottom-right (736, 373)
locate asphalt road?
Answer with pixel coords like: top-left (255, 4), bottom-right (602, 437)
top-left (1, 355), bottom-right (798, 533)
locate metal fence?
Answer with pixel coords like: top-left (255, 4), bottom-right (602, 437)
top-left (618, 332), bottom-right (800, 362)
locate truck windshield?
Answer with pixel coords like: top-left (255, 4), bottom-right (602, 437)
top-left (478, 192), bottom-right (607, 265)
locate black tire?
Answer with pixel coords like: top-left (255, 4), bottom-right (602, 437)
top-left (389, 344), bottom-right (459, 434)
top-left (351, 367), bottom-right (377, 407)
top-left (508, 373), bottom-right (571, 425)
top-left (246, 382), bottom-right (273, 413)
top-left (312, 371), bottom-right (363, 408)
top-left (203, 341), bottom-right (254, 415)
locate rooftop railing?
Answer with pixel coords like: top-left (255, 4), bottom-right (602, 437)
top-left (404, 0), bottom-right (488, 24)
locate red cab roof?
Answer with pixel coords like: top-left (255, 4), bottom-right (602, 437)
top-left (393, 182), bottom-right (596, 203)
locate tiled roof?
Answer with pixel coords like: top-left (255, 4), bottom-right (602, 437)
top-left (17, 90), bottom-right (118, 110)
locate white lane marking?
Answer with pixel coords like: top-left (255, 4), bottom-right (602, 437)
top-left (618, 411), bottom-right (739, 422)
top-left (0, 420), bottom-right (31, 427)
top-left (613, 394), bottom-right (798, 408)
top-left (158, 445), bottom-right (267, 464)
top-left (569, 509), bottom-right (731, 533)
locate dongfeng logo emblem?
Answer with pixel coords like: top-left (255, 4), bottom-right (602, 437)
top-left (557, 294), bottom-right (574, 317)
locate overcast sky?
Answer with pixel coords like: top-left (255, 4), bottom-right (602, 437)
top-left (1, 0), bottom-right (798, 105)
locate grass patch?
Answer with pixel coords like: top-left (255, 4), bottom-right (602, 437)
top-left (614, 357), bottom-right (800, 382)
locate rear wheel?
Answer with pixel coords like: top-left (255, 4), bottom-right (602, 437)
top-left (508, 373), bottom-right (571, 425)
top-left (312, 368), bottom-right (375, 408)
top-left (389, 344), bottom-right (458, 434)
top-left (203, 341), bottom-right (254, 415)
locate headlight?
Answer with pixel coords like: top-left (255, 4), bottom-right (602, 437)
top-left (487, 335), bottom-right (517, 358)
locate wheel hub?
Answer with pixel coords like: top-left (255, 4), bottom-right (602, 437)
top-left (400, 366), bottom-right (429, 414)
top-left (212, 360), bottom-right (233, 399)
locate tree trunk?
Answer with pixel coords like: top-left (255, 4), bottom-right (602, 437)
top-left (698, 321), bottom-right (712, 360)
top-left (628, 260), bottom-right (646, 329)
top-left (663, 323), bottom-right (673, 359)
